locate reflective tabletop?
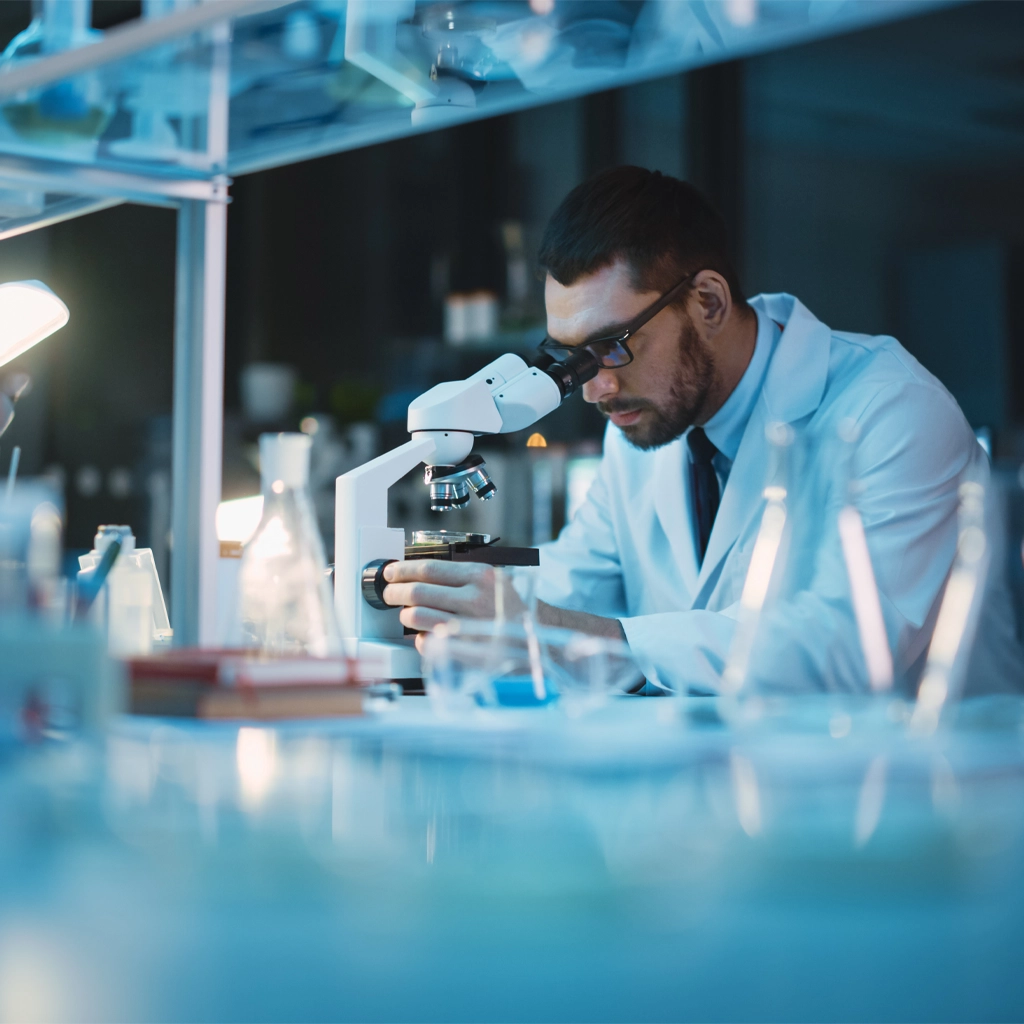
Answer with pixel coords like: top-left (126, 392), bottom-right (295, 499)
top-left (2, 694), bottom-right (1023, 1021)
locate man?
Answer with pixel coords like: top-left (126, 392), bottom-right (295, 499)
top-left (383, 166), bottom-right (1019, 695)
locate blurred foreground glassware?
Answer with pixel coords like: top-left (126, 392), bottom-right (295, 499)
top-left (720, 422), bottom-right (794, 698)
top-left (835, 419), bottom-right (894, 693)
top-left (422, 619), bottom-right (638, 717)
top-left (0, 481), bottom-right (121, 740)
top-left (0, 479), bottom-right (63, 615)
top-left (229, 433), bottom-right (340, 656)
top-left (912, 478), bottom-right (991, 733)
top-left (717, 418), bottom-right (900, 718)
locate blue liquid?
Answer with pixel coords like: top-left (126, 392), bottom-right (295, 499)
top-left (483, 675), bottom-right (558, 708)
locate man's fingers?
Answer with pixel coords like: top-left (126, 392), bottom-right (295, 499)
top-left (399, 606), bottom-right (453, 632)
top-left (383, 581), bottom-right (473, 613)
top-left (383, 559), bottom-right (491, 587)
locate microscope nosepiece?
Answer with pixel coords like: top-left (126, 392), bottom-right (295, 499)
top-left (424, 454), bottom-right (497, 509)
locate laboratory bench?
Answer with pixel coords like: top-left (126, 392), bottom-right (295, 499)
top-left (3, 693), bottom-right (1024, 1022)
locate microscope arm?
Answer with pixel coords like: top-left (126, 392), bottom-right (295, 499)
top-left (334, 347), bottom-right (597, 655)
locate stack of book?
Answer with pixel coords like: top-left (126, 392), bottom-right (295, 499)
top-left (127, 650), bottom-right (367, 719)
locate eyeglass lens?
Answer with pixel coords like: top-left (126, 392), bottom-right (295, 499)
top-left (540, 335), bottom-right (632, 368)
top-left (586, 338), bottom-right (632, 367)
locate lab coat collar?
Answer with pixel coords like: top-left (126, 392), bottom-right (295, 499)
top-left (702, 307), bottom-right (777, 462)
top-left (693, 293), bottom-right (833, 598)
top-left (748, 293), bottom-right (832, 425)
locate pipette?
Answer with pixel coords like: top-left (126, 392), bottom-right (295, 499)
top-left (5, 445), bottom-right (20, 500)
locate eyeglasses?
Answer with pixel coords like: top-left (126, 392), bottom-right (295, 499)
top-left (537, 269), bottom-right (698, 369)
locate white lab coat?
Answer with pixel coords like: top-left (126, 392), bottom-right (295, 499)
top-left (537, 293), bottom-right (1024, 696)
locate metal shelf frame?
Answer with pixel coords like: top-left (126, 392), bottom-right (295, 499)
top-left (0, 1), bottom-right (255, 646)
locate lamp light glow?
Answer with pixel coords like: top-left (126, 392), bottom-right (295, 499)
top-left (216, 494), bottom-right (264, 545)
top-left (0, 281), bottom-right (69, 369)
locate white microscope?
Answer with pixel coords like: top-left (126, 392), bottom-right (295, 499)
top-left (334, 347), bottom-right (598, 679)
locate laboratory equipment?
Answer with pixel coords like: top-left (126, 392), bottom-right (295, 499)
top-left (5, 444), bottom-right (20, 498)
top-left (231, 432), bottom-right (340, 657)
top-left (239, 362), bottom-right (298, 424)
top-left (78, 524), bottom-right (172, 655)
top-left (0, 375), bottom-right (30, 439)
top-left (720, 422), bottom-right (795, 696)
top-left (0, 617), bottom-right (121, 740)
top-left (422, 619), bottom-right (639, 715)
top-left (0, 280), bottom-right (68, 367)
top-left (334, 346), bottom-right (598, 678)
top-left (835, 420), bottom-right (894, 693)
top-left (404, 529), bottom-right (539, 566)
top-left (912, 479), bottom-right (990, 733)
top-left (76, 533), bottom-right (122, 614)
top-left (0, 280), bottom-right (68, 451)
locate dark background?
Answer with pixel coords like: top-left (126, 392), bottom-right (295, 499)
top-left (1, 0), bottom-right (1023, 560)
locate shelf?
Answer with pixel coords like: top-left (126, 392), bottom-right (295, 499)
top-left (0, 0), bottom-right (941, 225)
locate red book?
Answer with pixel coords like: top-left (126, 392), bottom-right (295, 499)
top-left (127, 650), bottom-right (366, 720)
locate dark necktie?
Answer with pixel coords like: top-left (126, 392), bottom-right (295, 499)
top-left (688, 427), bottom-right (720, 565)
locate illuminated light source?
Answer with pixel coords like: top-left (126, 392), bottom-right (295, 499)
top-left (216, 494), bottom-right (263, 544)
top-left (526, 432), bottom-right (547, 448)
top-left (299, 416), bottom-right (319, 436)
top-left (0, 281), bottom-right (69, 368)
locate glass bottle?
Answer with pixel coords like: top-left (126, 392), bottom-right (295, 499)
top-left (230, 432), bottom-right (340, 656)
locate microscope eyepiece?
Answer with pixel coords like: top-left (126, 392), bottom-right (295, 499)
top-left (540, 347), bottom-right (599, 399)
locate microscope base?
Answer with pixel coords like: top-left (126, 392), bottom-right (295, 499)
top-left (347, 636), bottom-right (421, 682)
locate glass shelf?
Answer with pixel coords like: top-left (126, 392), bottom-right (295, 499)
top-left (0, 0), bottom-right (941, 204)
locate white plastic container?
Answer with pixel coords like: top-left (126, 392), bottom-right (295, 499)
top-left (78, 525), bottom-right (171, 654)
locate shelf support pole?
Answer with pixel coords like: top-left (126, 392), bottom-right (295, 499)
top-left (170, 19), bottom-right (231, 647)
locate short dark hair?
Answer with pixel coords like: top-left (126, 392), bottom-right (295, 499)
top-left (537, 166), bottom-right (746, 308)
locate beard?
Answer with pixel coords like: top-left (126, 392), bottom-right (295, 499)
top-left (597, 317), bottom-right (716, 451)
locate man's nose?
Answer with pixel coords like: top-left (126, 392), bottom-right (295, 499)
top-left (582, 368), bottom-right (619, 404)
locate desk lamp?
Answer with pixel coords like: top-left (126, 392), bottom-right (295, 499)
top-left (0, 280), bottom-right (69, 437)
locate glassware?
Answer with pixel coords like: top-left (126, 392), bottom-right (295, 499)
top-left (229, 433), bottom-right (340, 657)
top-left (422, 619), bottom-right (638, 717)
top-left (720, 421), bottom-right (796, 697)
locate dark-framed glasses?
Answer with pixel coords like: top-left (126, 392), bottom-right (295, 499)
top-left (538, 269), bottom-right (699, 369)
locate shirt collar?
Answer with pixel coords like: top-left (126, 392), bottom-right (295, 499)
top-left (701, 307), bottom-right (779, 462)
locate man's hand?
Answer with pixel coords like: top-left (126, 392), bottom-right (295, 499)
top-left (382, 560), bottom-right (524, 633)
top-left (382, 559), bottom-right (626, 652)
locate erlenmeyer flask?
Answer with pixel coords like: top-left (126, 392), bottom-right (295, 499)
top-left (230, 433), bottom-right (340, 656)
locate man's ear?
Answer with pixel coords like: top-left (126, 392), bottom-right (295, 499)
top-left (690, 270), bottom-right (732, 336)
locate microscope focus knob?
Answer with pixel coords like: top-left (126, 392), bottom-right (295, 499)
top-left (361, 558), bottom-right (396, 610)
